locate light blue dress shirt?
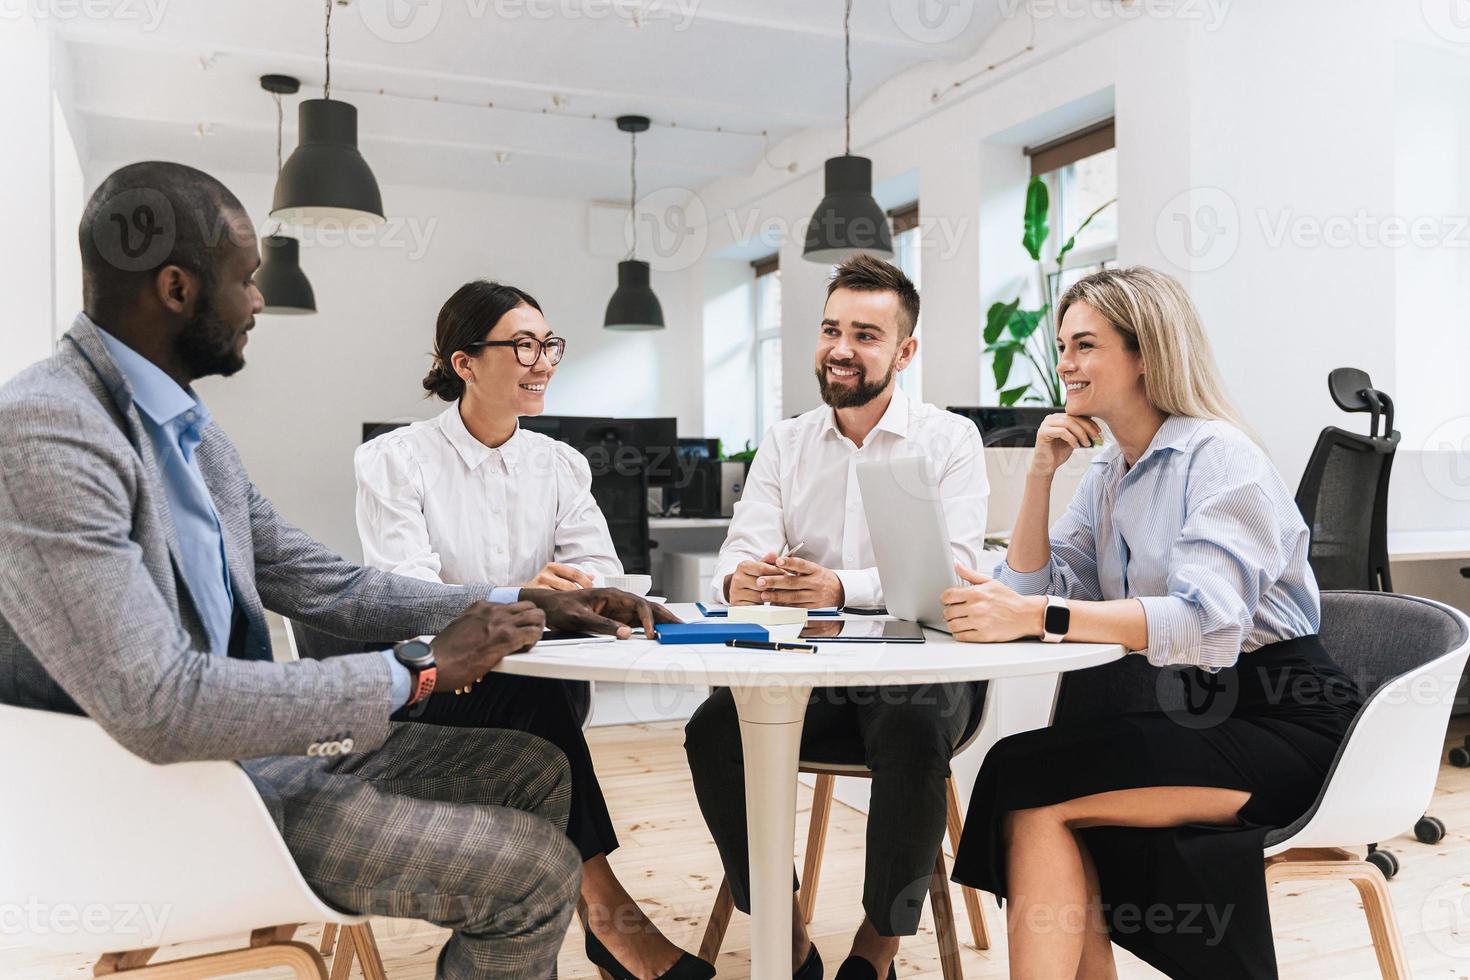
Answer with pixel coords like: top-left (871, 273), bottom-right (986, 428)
top-left (96, 325), bottom-right (237, 657)
top-left (996, 415), bottom-right (1320, 671)
top-left (97, 323), bottom-right (526, 708)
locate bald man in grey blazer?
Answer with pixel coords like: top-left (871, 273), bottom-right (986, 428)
top-left (0, 162), bottom-right (671, 980)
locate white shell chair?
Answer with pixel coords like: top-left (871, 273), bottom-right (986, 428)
top-left (0, 702), bottom-right (384, 979)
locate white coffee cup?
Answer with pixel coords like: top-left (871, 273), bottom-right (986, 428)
top-left (603, 574), bottom-right (653, 596)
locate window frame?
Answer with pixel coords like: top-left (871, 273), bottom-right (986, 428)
top-left (752, 254), bottom-right (782, 438)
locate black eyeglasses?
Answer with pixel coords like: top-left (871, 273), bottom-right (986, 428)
top-left (462, 337), bottom-right (567, 367)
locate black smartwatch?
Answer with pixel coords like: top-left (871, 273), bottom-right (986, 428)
top-left (1041, 596), bottom-right (1071, 643)
top-left (392, 638), bottom-right (437, 706)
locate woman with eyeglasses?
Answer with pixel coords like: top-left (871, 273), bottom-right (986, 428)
top-left (355, 280), bottom-right (714, 980)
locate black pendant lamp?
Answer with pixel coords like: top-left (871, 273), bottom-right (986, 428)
top-left (803, 0), bottom-right (893, 263)
top-left (270, 0), bottom-right (384, 226)
top-left (257, 75), bottom-right (316, 315)
top-left (603, 115), bottom-right (665, 331)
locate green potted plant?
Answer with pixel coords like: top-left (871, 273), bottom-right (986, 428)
top-left (984, 176), bottom-right (1116, 406)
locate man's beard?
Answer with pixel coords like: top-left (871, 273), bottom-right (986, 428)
top-left (815, 355), bottom-right (897, 409)
top-left (177, 279), bottom-right (247, 379)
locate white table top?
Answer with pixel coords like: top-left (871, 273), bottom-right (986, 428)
top-left (496, 603), bottom-right (1126, 688)
top-left (1388, 529), bottom-right (1470, 563)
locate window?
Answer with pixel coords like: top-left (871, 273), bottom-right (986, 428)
top-left (1028, 120), bottom-right (1118, 294)
top-left (890, 202), bottom-right (923, 402)
top-left (753, 255), bottom-right (782, 437)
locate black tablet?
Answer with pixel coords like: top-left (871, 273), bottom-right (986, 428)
top-left (798, 619), bottom-right (926, 643)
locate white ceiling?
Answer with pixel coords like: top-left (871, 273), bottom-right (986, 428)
top-left (58, 0), bottom-right (1005, 204)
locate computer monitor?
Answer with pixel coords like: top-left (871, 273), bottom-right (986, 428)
top-left (362, 421), bottom-right (411, 443)
top-left (947, 406), bottom-right (1054, 447)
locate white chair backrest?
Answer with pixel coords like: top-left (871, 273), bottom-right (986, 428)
top-left (0, 705), bottom-right (364, 954)
top-left (1265, 598), bottom-right (1470, 854)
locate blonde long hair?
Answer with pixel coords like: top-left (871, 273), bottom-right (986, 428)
top-left (1056, 266), bottom-right (1254, 438)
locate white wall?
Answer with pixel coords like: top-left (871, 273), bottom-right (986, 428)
top-left (682, 0), bottom-right (1443, 491)
top-left (74, 165), bottom-right (704, 558)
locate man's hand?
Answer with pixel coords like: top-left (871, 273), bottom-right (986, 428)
top-left (433, 600), bottom-right (545, 691)
top-left (521, 587), bottom-right (682, 638)
top-left (728, 552), bottom-right (845, 608)
top-left (523, 562), bottom-right (595, 591)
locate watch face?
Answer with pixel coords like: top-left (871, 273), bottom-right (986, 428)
top-left (1044, 603), bottom-right (1071, 636)
top-left (395, 639), bottom-right (435, 668)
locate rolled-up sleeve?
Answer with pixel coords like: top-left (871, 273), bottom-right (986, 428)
top-left (994, 466), bottom-right (1104, 601)
top-left (1137, 481), bottom-right (1284, 670)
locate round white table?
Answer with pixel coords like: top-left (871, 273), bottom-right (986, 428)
top-left (496, 604), bottom-right (1126, 979)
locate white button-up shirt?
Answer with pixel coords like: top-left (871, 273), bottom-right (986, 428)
top-left (355, 403), bottom-right (622, 587)
top-left (712, 387), bottom-right (989, 607)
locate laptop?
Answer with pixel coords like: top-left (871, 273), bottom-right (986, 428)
top-left (855, 455), bottom-right (960, 632)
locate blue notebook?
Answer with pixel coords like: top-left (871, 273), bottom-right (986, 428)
top-left (654, 622), bottom-right (769, 645)
top-left (696, 602), bottom-right (840, 618)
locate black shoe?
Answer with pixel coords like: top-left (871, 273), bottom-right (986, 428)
top-left (584, 928), bottom-right (716, 980)
top-left (794, 942), bottom-right (823, 980)
top-left (832, 955), bottom-right (896, 980)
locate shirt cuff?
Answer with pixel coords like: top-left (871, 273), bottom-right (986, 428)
top-left (379, 649), bottom-right (412, 709)
top-left (832, 568), bottom-right (881, 609)
top-left (1136, 595), bottom-right (1205, 668)
top-left (488, 586), bottom-right (522, 604)
top-left (996, 561), bottom-right (1054, 596)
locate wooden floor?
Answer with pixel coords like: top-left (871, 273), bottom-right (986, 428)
top-left (6, 718), bottom-right (1469, 979)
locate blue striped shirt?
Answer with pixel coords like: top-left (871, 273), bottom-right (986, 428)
top-left (996, 415), bottom-right (1320, 670)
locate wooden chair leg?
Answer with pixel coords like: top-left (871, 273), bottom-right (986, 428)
top-left (798, 773), bottom-right (836, 924)
top-left (346, 924), bottom-right (388, 980)
top-left (1265, 852), bottom-right (1410, 980)
top-left (319, 923), bottom-right (338, 957)
top-left (928, 849), bottom-right (965, 980)
top-left (700, 877), bottom-right (736, 963)
top-left (328, 923), bottom-right (357, 980)
top-left (94, 948), bottom-right (158, 975)
top-left (945, 775), bottom-right (990, 950)
top-left (94, 942), bottom-right (327, 980)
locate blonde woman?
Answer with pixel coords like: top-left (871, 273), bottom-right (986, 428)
top-left (942, 267), bottom-right (1361, 979)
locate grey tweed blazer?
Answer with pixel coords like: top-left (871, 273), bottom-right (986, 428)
top-left (0, 315), bottom-right (485, 764)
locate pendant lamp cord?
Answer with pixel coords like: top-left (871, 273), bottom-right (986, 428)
top-left (843, 0), bottom-right (851, 156)
top-left (274, 92), bottom-right (283, 175)
top-left (627, 129), bottom-right (638, 261)
top-left (323, 0), bottom-right (332, 100)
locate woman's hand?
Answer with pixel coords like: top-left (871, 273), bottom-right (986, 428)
top-left (1029, 413), bottom-right (1102, 478)
top-left (524, 562), bottom-right (596, 591)
top-left (941, 564), bottom-right (1046, 643)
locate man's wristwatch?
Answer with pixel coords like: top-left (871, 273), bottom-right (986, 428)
top-left (1040, 595), bottom-right (1071, 643)
top-left (392, 638), bottom-right (437, 706)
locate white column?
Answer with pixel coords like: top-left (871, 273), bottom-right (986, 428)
top-left (0, 14), bottom-right (58, 383)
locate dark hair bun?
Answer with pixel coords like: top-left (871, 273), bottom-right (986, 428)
top-left (422, 359), bottom-right (464, 402)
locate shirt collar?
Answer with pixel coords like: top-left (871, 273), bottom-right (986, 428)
top-left (1096, 414), bottom-right (1207, 471)
top-left (821, 385), bottom-right (912, 444)
top-left (90, 318), bottom-right (205, 432)
top-left (438, 401), bottom-right (522, 472)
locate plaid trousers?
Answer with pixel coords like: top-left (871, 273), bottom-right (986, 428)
top-left (245, 721), bottom-right (581, 980)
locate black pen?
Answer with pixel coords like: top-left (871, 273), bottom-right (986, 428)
top-left (726, 639), bottom-right (818, 653)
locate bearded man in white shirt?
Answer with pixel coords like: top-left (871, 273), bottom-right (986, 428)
top-left (685, 254), bottom-right (990, 980)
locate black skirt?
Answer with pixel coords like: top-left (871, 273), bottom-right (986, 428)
top-left (950, 635), bottom-right (1362, 979)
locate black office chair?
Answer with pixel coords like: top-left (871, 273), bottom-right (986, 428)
top-left (1294, 368), bottom-right (1399, 592)
top-left (1292, 367), bottom-right (1446, 870)
top-left (579, 425), bottom-right (653, 576)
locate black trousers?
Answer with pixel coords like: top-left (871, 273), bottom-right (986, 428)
top-left (683, 681), bottom-right (985, 936)
top-left (392, 674), bottom-right (617, 862)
